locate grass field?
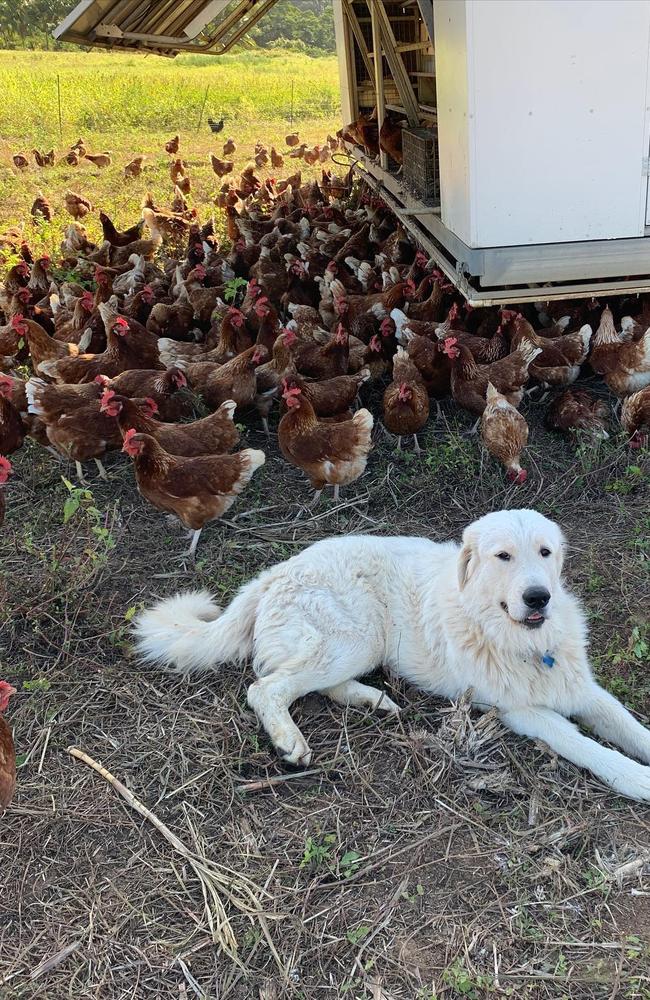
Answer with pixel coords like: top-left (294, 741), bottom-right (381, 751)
top-left (1, 46), bottom-right (650, 1000)
top-left (0, 49), bottom-right (341, 138)
top-left (0, 48), bottom-right (342, 260)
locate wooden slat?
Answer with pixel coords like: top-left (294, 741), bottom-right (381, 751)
top-left (370, 0), bottom-right (388, 169)
top-left (342, 0), bottom-right (375, 81)
top-left (396, 41), bottom-right (432, 53)
top-left (368, 0), bottom-right (420, 125)
top-left (336, 0), bottom-right (358, 122)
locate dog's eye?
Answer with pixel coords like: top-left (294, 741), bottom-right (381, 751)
top-left (496, 552), bottom-right (511, 561)
top-left (540, 548), bottom-right (551, 558)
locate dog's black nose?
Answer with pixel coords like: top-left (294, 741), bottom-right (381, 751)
top-left (523, 587), bottom-right (550, 610)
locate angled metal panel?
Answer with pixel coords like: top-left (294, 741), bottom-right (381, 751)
top-left (184, 0), bottom-right (231, 37)
top-left (55, 0), bottom-right (278, 54)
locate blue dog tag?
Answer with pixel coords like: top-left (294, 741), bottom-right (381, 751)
top-left (541, 652), bottom-right (555, 669)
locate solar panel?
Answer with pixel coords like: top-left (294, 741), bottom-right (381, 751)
top-left (54, 0), bottom-right (279, 56)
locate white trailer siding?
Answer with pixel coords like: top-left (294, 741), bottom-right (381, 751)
top-left (435, 0), bottom-right (650, 248)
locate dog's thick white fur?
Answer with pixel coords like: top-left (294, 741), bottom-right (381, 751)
top-left (134, 509), bottom-right (650, 800)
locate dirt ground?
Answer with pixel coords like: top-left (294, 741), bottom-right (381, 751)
top-left (1, 367), bottom-right (649, 998)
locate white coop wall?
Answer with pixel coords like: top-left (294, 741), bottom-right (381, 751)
top-left (435, 0), bottom-right (650, 248)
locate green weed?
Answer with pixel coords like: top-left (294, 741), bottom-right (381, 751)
top-left (22, 677), bottom-right (51, 692)
top-left (300, 832), bottom-right (336, 869)
top-left (605, 465), bottom-right (648, 495)
top-left (442, 959), bottom-right (495, 997)
top-left (61, 477), bottom-right (117, 564)
top-left (345, 924), bottom-right (370, 946)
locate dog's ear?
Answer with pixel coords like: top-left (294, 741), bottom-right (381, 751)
top-left (457, 542), bottom-right (475, 591)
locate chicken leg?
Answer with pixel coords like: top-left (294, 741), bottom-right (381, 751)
top-left (186, 528), bottom-right (202, 560)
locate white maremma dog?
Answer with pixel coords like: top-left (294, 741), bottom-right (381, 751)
top-left (134, 509), bottom-right (650, 801)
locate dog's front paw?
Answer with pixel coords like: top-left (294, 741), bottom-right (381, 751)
top-left (276, 731), bottom-right (312, 767)
top-left (375, 693), bottom-right (401, 715)
top-left (610, 762), bottom-right (650, 801)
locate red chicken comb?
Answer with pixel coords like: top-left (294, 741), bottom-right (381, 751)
top-left (282, 327), bottom-right (297, 346)
top-left (441, 337), bottom-right (460, 359)
top-left (171, 369), bottom-right (187, 388)
top-left (112, 316), bottom-right (129, 330)
top-left (415, 250), bottom-right (428, 267)
top-left (0, 680), bottom-right (17, 712)
top-left (506, 468), bottom-right (528, 485)
top-left (0, 455), bottom-right (12, 480)
top-left (369, 335), bottom-right (382, 353)
top-left (121, 427), bottom-right (142, 456)
top-left (10, 313), bottom-right (25, 329)
top-left (193, 264), bottom-right (207, 278)
top-left (17, 288), bottom-right (31, 302)
top-left (144, 396), bottom-right (159, 414)
top-left (0, 373), bottom-right (13, 396)
top-left (254, 296), bottom-right (270, 315)
top-left (99, 388), bottom-right (115, 403)
top-left (281, 380), bottom-right (301, 400)
top-left (94, 374), bottom-right (110, 385)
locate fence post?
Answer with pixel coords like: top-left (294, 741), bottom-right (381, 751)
top-left (197, 85), bottom-right (210, 133)
top-left (57, 74), bottom-right (63, 144)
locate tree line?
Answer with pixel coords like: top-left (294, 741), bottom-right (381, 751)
top-left (0, 0), bottom-right (70, 47)
top-left (0, 0), bottom-right (335, 53)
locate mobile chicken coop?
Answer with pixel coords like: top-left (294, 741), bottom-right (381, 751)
top-left (56, 0), bottom-right (650, 304)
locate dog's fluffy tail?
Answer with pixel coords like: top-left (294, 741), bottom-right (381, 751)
top-left (133, 578), bottom-right (264, 674)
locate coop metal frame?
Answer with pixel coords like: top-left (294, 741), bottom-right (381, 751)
top-left (54, 0), bottom-right (280, 57)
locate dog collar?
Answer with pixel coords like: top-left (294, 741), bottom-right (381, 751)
top-left (541, 651), bottom-right (555, 669)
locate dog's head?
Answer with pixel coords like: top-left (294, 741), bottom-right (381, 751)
top-left (457, 509), bottom-right (565, 635)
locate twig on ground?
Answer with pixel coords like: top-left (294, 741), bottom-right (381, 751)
top-left (67, 745), bottom-right (266, 962)
top-left (235, 767), bottom-right (324, 794)
top-left (30, 939), bottom-right (84, 981)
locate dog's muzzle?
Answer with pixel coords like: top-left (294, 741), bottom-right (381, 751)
top-left (500, 601), bottom-right (548, 629)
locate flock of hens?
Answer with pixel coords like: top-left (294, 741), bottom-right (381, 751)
top-left (0, 128), bottom-right (649, 560)
top-left (0, 123), bottom-right (649, 810)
